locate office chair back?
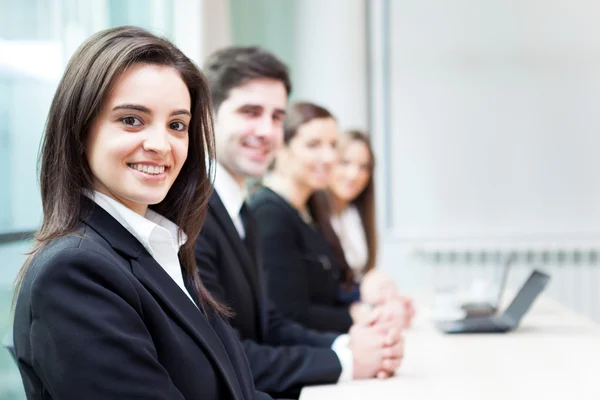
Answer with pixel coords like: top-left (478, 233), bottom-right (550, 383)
top-left (3, 331), bottom-right (17, 364)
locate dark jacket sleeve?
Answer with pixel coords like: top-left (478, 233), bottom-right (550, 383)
top-left (252, 202), bottom-right (354, 333)
top-left (195, 221), bottom-right (342, 396)
top-left (16, 248), bottom-right (186, 400)
top-left (264, 301), bottom-right (338, 348)
top-left (239, 340), bottom-right (341, 398)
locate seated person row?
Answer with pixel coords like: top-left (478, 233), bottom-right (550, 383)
top-left (195, 47), bottom-right (404, 398)
top-left (250, 104), bottom-right (413, 333)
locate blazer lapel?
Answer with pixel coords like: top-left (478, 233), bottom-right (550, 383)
top-left (209, 194), bottom-right (261, 296)
top-left (82, 199), bottom-right (244, 400)
top-left (238, 206), bottom-right (269, 337)
top-left (131, 254), bottom-right (244, 400)
top-left (209, 193), bottom-right (268, 337)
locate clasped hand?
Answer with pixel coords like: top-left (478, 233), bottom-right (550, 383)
top-left (348, 309), bottom-right (404, 380)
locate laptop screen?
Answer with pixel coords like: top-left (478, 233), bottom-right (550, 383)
top-left (494, 254), bottom-right (514, 306)
top-left (501, 270), bottom-right (551, 326)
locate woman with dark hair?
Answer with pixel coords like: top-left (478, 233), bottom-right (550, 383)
top-left (13, 26), bottom-right (272, 400)
top-left (328, 130), bottom-right (377, 279)
top-left (249, 102), bottom-right (353, 333)
top-left (248, 102), bottom-right (401, 335)
top-left (328, 130), bottom-right (414, 327)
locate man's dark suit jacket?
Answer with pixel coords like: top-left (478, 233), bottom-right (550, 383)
top-left (195, 192), bottom-right (343, 398)
top-left (13, 199), bottom-right (271, 400)
top-left (249, 188), bottom-right (354, 334)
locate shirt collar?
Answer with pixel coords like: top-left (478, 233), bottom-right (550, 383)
top-left (213, 162), bottom-right (247, 220)
top-left (88, 190), bottom-right (187, 252)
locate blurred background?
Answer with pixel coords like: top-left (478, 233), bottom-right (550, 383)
top-left (1, 0), bottom-right (600, 398)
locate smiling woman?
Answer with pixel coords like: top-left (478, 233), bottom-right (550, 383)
top-left (328, 130), bottom-right (376, 279)
top-left (85, 64), bottom-right (192, 215)
top-left (12, 26), bottom-right (273, 400)
top-left (249, 102), bottom-right (358, 333)
top-left (327, 130), bottom-right (415, 327)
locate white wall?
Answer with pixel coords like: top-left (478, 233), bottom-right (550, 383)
top-left (366, 1), bottom-right (600, 303)
top-left (292, 0), bottom-right (368, 130)
top-left (385, 0), bottom-right (600, 240)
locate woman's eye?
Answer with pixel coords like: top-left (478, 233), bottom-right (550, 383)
top-left (170, 121), bottom-right (186, 131)
top-left (120, 116), bottom-right (142, 127)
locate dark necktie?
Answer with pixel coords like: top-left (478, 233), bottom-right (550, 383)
top-left (239, 202), bottom-right (269, 337)
top-left (239, 203), bottom-right (255, 261)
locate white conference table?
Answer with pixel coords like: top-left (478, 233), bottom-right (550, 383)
top-left (300, 295), bottom-right (600, 400)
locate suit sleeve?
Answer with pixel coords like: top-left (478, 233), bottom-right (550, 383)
top-left (195, 220), bottom-right (342, 394)
top-left (241, 339), bottom-right (341, 396)
top-left (23, 248), bottom-right (186, 400)
top-left (253, 203), bottom-right (354, 333)
top-left (264, 301), bottom-right (338, 348)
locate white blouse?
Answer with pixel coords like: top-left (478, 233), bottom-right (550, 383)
top-left (90, 191), bottom-right (197, 304)
top-left (330, 205), bottom-right (369, 280)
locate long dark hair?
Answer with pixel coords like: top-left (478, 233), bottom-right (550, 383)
top-left (14, 26), bottom-right (226, 315)
top-left (281, 102), bottom-right (355, 285)
top-left (331, 130), bottom-right (377, 275)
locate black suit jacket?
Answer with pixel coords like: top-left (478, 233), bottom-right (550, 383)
top-left (13, 200), bottom-right (272, 400)
top-left (195, 192), bottom-right (343, 398)
top-left (248, 188), bottom-right (353, 334)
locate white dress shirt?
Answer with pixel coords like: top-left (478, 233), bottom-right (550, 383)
top-left (213, 164), bottom-right (355, 382)
top-left (89, 190), bottom-right (197, 305)
top-left (330, 205), bottom-right (369, 280)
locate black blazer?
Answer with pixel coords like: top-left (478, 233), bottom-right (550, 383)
top-left (195, 192), bottom-right (342, 398)
top-left (13, 200), bottom-right (272, 400)
top-left (248, 188), bottom-right (353, 334)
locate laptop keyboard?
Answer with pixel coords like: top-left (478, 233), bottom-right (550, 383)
top-left (462, 316), bottom-right (507, 330)
top-left (437, 316), bottom-right (510, 333)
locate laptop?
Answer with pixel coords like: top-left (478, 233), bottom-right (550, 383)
top-left (437, 269), bottom-right (551, 334)
top-left (461, 255), bottom-right (514, 317)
